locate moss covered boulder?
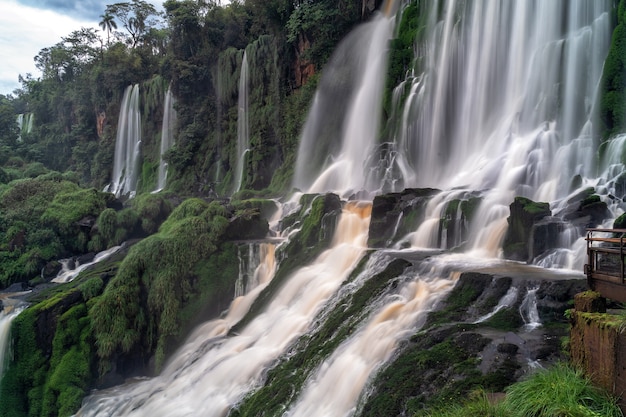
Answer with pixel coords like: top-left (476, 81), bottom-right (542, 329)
top-left (503, 196), bottom-right (552, 262)
top-left (368, 188), bottom-right (440, 248)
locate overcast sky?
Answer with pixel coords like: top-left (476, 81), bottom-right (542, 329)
top-left (0, 0), bottom-right (165, 96)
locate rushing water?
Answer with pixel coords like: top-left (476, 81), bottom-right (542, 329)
top-left (155, 85), bottom-right (177, 192)
top-left (108, 84), bottom-right (142, 198)
top-left (0, 303), bottom-right (25, 389)
top-left (76, 1), bottom-right (621, 416)
top-left (77, 202), bottom-right (371, 416)
top-left (233, 50), bottom-right (250, 195)
top-left (51, 246), bottom-right (122, 284)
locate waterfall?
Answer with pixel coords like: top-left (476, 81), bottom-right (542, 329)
top-left (473, 286), bottom-right (519, 324)
top-left (285, 265), bottom-right (454, 417)
top-left (233, 50), bottom-right (250, 195)
top-left (77, 202), bottom-right (371, 416)
top-left (155, 85), bottom-right (176, 192)
top-left (15, 113), bottom-right (33, 142)
top-left (70, 2), bottom-right (622, 416)
top-left (0, 304), bottom-right (24, 388)
top-left (520, 286), bottom-right (541, 330)
top-left (381, 0), bottom-right (613, 259)
top-left (234, 243), bottom-right (277, 298)
top-left (109, 84), bottom-right (142, 198)
top-left (51, 246), bottom-right (122, 284)
top-left (293, 3), bottom-right (400, 197)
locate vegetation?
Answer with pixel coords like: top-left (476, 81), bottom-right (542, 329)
top-left (90, 198), bottom-right (236, 371)
top-left (1, 1), bottom-right (626, 416)
top-left (232, 257), bottom-right (410, 417)
top-left (420, 363), bottom-right (623, 417)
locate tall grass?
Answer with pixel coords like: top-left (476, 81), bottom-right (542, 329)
top-left (420, 363), bottom-right (623, 417)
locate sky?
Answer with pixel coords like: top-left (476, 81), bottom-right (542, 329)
top-left (0, 0), bottom-right (165, 96)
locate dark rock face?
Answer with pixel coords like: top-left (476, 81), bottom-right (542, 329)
top-left (529, 217), bottom-right (566, 261)
top-left (562, 188), bottom-right (611, 230)
top-left (503, 197), bottom-right (552, 262)
top-left (361, 270), bottom-right (586, 416)
top-left (368, 188), bottom-right (440, 248)
top-left (41, 261), bottom-right (62, 279)
top-left (224, 211), bottom-right (270, 241)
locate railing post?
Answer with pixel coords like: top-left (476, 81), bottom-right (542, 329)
top-left (619, 233), bottom-right (624, 284)
top-left (587, 230), bottom-right (593, 288)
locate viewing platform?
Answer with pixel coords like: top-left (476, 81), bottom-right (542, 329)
top-left (585, 228), bottom-right (626, 303)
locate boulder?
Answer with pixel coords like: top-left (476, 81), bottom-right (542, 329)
top-left (503, 196), bottom-right (551, 262)
top-left (368, 188), bottom-right (440, 248)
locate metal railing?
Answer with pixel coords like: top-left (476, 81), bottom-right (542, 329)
top-left (585, 228), bottom-right (626, 302)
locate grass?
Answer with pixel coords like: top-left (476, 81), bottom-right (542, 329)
top-left (419, 363), bottom-right (623, 417)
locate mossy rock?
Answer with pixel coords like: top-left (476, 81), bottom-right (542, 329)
top-left (229, 198), bottom-right (278, 221)
top-left (368, 188), bottom-right (440, 248)
top-left (503, 196), bottom-right (551, 262)
top-left (614, 212), bottom-right (626, 229)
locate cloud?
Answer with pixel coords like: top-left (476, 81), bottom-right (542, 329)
top-left (0, 0), bottom-right (96, 95)
top-left (16, 0), bottom-right (111, 20)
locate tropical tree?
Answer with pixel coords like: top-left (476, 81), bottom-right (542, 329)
top-left (99, 12), bottom-right (118, 44)
top-left (105, 0), bottom-right (161, 48)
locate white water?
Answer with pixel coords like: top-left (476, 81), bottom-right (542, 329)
top-left (109, 84), bottom-right (142, 198)
top-left (51, 246), bottom-right (122, 284)
top-left (77, 202), bottom-right (371, 416)
top-left (0, 304), bottom-right (25, 387)
top-left (293, 4), bottom-right (400, 196)
top-left (520, 286), bottom-right (541, 330)
top-left (473, 286), bottom-right (519, 324)
top-left (286, 266), bottom-right (455, 417)
top-left (15, 113), bottom-right (33, 142)
top-left (155, 85), bottom-right (176, 192)
top-left (234, 243), bottom-right (277, 298)
top-left (233, 50), bottom-right (250, 195)
top-left (75, 1), bottom-right (622, 416)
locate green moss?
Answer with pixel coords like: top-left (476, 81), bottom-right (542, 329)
top-left (90, 198), bottom-right (235, 372)
top-left (360, 325), bottom-right (508, 417)
top-left (581, 193), bottom-right (601, 208)
top-left (0, 264), bottom-right (116, 417)
top-left (230, 198), bottom-right (278, 220)
top-left (0, 178), bottom-right (116, 287)
top-left (599, 0), bottom-right (626, 140)
top-left (614, 212), bottom-right (626, 229)
top-left (234, 257), bottom-right (409, 417)
top-left (482, 308), bottom-right (524, 331)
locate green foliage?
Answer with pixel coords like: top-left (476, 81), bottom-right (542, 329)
top-left (0, 178), bottom-right (111, 287)
top-left (599, 0), bottom-right (626, 140)
top-left (0, 271), bottom-right (113, 417)
top-left (502, 363), bottom-right (621, 417)
top-left (41, 187), bottom-right (108, 250)
top-left (90, 198), bottom-right (233, 371)
top-left (285, 0), bottom-right (360, 67)
top-left (234, 257), bottom-right (409, 417)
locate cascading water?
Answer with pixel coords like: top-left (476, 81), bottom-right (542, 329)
top-left (155, 85), bottom-right (176, 192)
top-left (233, 50), bottom-right (250, 195)
top-left (293, 3), bottom-right (400, 196)
top-left (70, 1), bottom-right (624, 416)
top-left (51, 246), bottom-right (122, 284)
top-left (285, 263), bottom-right (455, 417)
top-left (15, 113), bottom-right (33, 142)
top-left (0, 304), bottom-right (25, 389)
top-left (109, 84), bottom-right (142, 198)
top-left (234, 243), bottom-right (277, 298)
top-left (520, 286), bottom-right (541, 330)
top-left (381, 0), bottom-right (613, 263)
top-left (77, 202), bottom-right (371, 416)
top-left (473, 286), bottom-right (519, 324)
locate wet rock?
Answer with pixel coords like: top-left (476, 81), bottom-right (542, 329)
top-left (368, 188), bottom-right (440, 248)
top-left (503, 196), bottom-right (551, 262)
top-left (41, 260), bottom-right (62, 279)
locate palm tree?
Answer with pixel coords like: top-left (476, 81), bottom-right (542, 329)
top-left (99, 13), bottom-right (117, 45)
